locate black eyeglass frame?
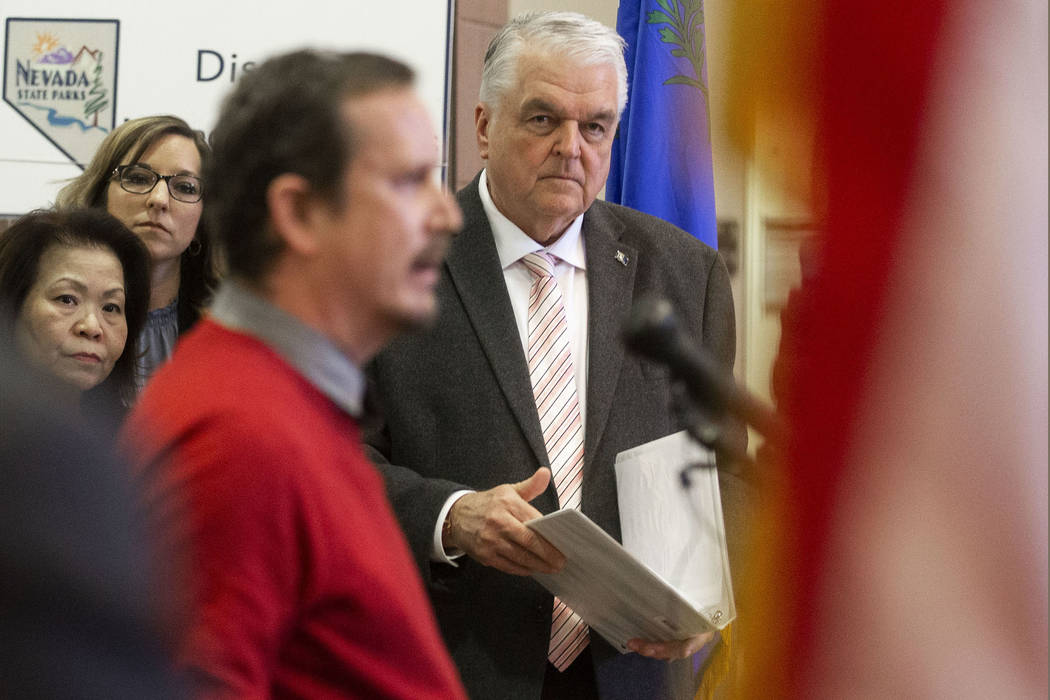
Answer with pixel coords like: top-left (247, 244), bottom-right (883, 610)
top-left (110, 164), bottom-right (204, 203)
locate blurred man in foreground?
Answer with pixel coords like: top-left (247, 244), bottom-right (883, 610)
top-left (122, 50), bottom-right (466, 698)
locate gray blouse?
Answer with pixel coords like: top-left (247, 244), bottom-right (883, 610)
top-left (135, 299), bottom-right (179, 393)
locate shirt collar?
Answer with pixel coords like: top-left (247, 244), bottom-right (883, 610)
top-left (479, 169), bottom-right (587, 271)
top-left (209, 280), bottom-right (366, 416)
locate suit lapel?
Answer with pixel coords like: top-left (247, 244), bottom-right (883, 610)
top-left (582, 203), bottom-right (637, 466)
top-left (447, 179), bottom-right (549, 467)
top-left (447, 181), bottom-right (639, 474)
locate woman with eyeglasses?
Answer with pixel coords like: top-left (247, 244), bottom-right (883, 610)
top-left (56, 115), bottom-right (219, 390)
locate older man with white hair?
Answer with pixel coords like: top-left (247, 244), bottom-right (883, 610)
top-left (366, 11), bottom-right (748, 700)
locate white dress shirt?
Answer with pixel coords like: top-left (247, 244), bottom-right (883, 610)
top-left (430, 170), bottom-right (591, 563)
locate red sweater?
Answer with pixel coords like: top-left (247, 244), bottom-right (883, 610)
top-left (123, 320), bottom-right (465, 699)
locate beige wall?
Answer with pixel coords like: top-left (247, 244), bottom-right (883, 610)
top-left (450, 0), bottom-right (508, 191)
top-left (509, 0), bottom-right (616, 27)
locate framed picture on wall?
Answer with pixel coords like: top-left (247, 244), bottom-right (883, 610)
top-left (763, 218), bottom-right (818, 310)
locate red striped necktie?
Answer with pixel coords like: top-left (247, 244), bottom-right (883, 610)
top-left (521, 251), bottom-right (589, 671)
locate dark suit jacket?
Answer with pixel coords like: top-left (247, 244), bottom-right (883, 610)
top-left (365, 176), bottom-right (748, 700)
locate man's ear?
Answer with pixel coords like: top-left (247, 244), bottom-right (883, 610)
top-left (475, 103), bottom-right (491, 160)
top-left (266, 173), bottom-right (324, 256)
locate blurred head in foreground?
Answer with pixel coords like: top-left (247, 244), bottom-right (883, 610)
top-left (206, 49), bottom-right (462, 358)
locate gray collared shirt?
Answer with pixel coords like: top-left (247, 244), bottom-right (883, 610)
top-left (209, 280), bottom-right (365, 417)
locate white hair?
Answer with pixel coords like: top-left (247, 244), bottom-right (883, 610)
top-left (479, 10), bottom-right (628, 117)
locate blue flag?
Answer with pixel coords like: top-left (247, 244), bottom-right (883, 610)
top-left (608, 0), bottom-right (717, 249)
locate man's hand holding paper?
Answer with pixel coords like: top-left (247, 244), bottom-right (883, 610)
top-left (442, 467), bottom-right (566, 576)
top-left (627, 632), bottom-right (716, 660)
top-left (525, 431), bottom-right (736, 655)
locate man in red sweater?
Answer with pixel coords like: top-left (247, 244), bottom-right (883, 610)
top-left (122, 50), bottom-right (465, 699)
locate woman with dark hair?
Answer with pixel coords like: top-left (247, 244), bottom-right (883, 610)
top-left (56, 115), bottom-right (219, 390)
top-left (0, 209), bottom-right (150, 417)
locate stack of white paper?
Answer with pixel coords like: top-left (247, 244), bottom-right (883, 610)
top-left (526, 431), bottom-right (735, 653)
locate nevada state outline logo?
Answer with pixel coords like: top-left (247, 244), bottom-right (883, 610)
top-left (4, 18), bottom-right (120, 167)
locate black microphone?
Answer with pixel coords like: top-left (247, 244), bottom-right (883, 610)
top-left (622, 297), bottom-right (786, 446)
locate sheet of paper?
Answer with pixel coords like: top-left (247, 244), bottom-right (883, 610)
top-left (526, 509), bottom-right (714, 653)
top-left (526, 431), bottom-right (735, 653)
top-left (614, 430), bottom-right (727, 611)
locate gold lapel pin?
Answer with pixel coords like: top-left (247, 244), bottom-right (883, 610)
top-left (615, 250), bottom-right (630, 266)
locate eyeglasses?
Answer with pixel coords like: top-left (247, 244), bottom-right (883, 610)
top-left (110, 164), bottom-right (204, 203)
